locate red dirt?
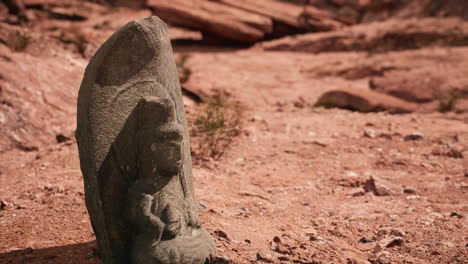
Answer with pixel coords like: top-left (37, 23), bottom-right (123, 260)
top-left (0, 1), bottom-right (467, 264)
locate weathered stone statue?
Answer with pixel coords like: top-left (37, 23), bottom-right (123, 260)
top-left (75, 16), bottom-right (216, 264)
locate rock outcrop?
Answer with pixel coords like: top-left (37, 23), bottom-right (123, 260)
top-left (257, 18), bottom-right (468, 52)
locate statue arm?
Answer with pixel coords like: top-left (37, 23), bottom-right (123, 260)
top-left (161, 204), bottom-right (183, 238)
top-left (138, 194), bottom-right (166, 242)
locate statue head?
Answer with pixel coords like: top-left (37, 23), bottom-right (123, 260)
top-left (137, 97), bottom-right (184, 178)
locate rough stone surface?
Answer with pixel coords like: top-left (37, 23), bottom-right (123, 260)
top-left (75, 16), bottom-right (216, 264)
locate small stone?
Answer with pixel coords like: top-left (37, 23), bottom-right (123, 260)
top-left (0, 199), bottom-right (8, 210)
top-left (214, 230), bottom-right (230, 241)
top-left (210, 255), bottom-right (232, 264)
top-left (273, 236), bottom-right (281, 243)
top-left (404, 132), bottom-right (423, 141)
top-left (428, 212), bottom-right (444, 220)
top-left (363, 128), bottom-right (376, 138)
top-left (256, 252), bottom-right (274, 263)
top-left (379, 236), bottom-right (403, 248)
top-left (56, 133), bottom-right (71, 143)
top-left (346, 171), bottom-right (358, 178)
top-left (358, 236), bottom-right (373, 243)
top-left (363, 177), bottom-right (393, 196)
top-left (450, 212), bottom-right (463, 219)
top-left (389, 228), bottom-right (405, 237)
top-left (405, 195), bottom-right (419, 200)
top-left (250, 115), bottom-right (264, 122)
top-left (357, 242), bottom-right (376, 251)
top-left (403, 188), bottom-right (416, 194)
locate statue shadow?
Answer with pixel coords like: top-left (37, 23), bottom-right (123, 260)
top-left (0, 240), bottom-right (100, 264)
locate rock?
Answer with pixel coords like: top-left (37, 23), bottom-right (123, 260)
top-left (378, 236), bottom-right (404, 248)
top-left (403, 188), bottom-right (416, 194)
top-left (371, 72), bottom-right (444, 103)
top-left (346, 171), bottom-right (359, 178)
top-left (314, 88), bottom-right (418, 114)
top-left (210, 255), bottom-right (233, 264)
top-left (404, 132), bottom-right (423, 141)
top-left (257, 18), bottom-right (468, 53)
top-left (148, 0), bottom-right (273, 43)
top-left (377, 227), bottom-right (405, 238)
top-left (358, 236), bottom-right (374, 243)
top-left (450, 212), bottom-right (463, 219)
top-left (363, 177), bottom-right (394, 196)
top-left (256, 252), bottom-right (274, 263)
top-left (0, 199), bottom-right (9, 210)
top-left (75, 16), bottom-right (216, 264)
top-left (217, 0), bottom-right (342, 32)
top-left (49, 7), bottom-right (87, 21)
top-left (424, 241), bottom-right (456, 249)
top-left (55, 133), bottom-right (71, 143)
top-left (370, 70), bottom-right (468, 105)
top-left (147, 0), bottom-right (345, 43)
top-left (431, 145), bottom-right (464, 158)
top-left (363, 128), bottom-right (376, 138)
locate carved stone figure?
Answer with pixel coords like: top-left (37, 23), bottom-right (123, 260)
top-left (75, 16), bottom-right (216, 264)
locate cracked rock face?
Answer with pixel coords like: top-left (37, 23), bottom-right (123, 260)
top-left (76, 16), bottom-right (216, 264)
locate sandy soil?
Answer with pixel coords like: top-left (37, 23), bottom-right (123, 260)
top-left (0, 2), bottom-right (467, 264)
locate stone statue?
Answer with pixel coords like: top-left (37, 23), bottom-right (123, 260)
top-left (75, 16), bottom-right (216, 264)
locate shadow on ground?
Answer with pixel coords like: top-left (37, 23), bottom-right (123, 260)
top-left (0, 241), bottom-right (100, 264)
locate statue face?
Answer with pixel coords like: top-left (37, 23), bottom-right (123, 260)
top-left (151, 134), bottom-right (182, 175)
top-left (139, 124), bottom-right (183, 177)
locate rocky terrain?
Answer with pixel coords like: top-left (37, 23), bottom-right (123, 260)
top-left (0, 0), bottom-right (467, 263)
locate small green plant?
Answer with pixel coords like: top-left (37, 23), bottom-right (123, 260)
top-left (435, 88), bottom-right (462, 113)
top-left (315, 97), bottom-right (337, 109)
top-left (58, 27), bottom-right (89, 57)
top-left (176, 53), bottom-right (191, 84)
top-left (73, 33), bottom-right (89, 57)
top-left (6, 30), bottom-right (31, 52)
top-left (69, 27), bottom-right (89, 57)
top-left (190, 90), bottom-right (243, 160)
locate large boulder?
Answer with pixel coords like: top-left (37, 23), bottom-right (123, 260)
top-left (147, 0), bottom-right (344, 43)
top-left (315, 88), bottom-right (418, 113)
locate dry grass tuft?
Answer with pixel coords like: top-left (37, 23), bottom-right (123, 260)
top-left (189, 90), bottom-right (244, 161)
top-left (5, 30), bottom-right (31, 52)
top-left (435, 88), bottom-right (463, 113)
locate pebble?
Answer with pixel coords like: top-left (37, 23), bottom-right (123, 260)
top-left (404, 132), bottom-right (424, 141)
top-left (256, 252), bottom-right (274, 263)
top-left (378, 236), bottom-right (404, 248)
top-left (363, 128), bottom-right (376, 138)
top-left (403, 188), bottom-right (416, 194)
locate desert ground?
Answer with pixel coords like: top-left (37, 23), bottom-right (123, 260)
top-left (0, 1), bottom-right (467, 263)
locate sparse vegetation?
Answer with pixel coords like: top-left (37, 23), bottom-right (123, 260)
top-left (58, 27), bottom-right (89, 57)
top-left (315, 97), bottom-right (337, 109)
top-left (73, 33), bottom-right (89, 57)
top-left (5, 30), bottom-right (31, 52)
top-left (189, 90), bottom-right (243, 161)
top-left (435, 88), bottom-right (463, 113)
top-left (176, 53), bottom-right (191, 84)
